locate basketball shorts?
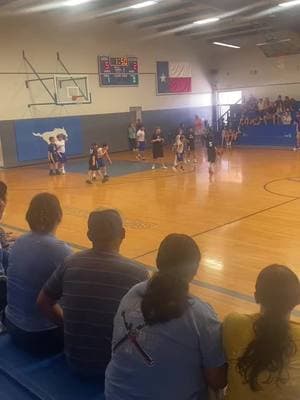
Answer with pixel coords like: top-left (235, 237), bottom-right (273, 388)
top-left (57, 153), bottom-right (67, 163)
top-left (49, 153), bottom-right (59, 164)
top-left (138, 141), bottom-right (146, 152)
top-left (176, 152), bottom-right (184, 163)
top-left (97, 158), bottom-right (105, 168)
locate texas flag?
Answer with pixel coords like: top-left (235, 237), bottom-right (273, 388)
top-left (157, 61), bottom-right (192, 94)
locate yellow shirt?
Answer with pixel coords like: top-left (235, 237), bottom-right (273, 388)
top-left (223, 313), bottom-right (300, 400)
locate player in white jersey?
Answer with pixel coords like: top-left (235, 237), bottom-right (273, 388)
top-left (172, 135), bottom-right (185, 172)
top-left (136, 126), bottom-right (146, 161)
top-left (56, 134), bottom-right (67, 174)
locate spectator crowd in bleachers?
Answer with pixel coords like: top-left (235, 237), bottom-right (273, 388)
top-left (239, 95), bottom-right (299, 127)
top-left (0, 186), bottom-right (299, 400)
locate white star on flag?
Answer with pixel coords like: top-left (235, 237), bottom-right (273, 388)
top-left (160, 73), bottom-right (167, 83)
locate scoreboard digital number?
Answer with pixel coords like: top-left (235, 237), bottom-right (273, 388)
top-left (98, 56), bottom-right (139, 87)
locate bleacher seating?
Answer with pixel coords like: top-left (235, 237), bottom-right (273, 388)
top-left (218, 99), bottom-right (300, 147)
top-left (0, 334), bottom-right (105, 400)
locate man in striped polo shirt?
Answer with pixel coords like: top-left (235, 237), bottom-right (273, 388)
top-left (37, 209), bottom-right (149, 381)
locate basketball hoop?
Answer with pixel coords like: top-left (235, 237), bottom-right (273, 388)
top-left (54, 75), bottom-right (91, 105)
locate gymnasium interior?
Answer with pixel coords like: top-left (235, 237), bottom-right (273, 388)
top-left (0, 0), bottom-right (300, 399)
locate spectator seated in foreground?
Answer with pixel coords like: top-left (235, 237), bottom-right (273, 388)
top-left (0, 181), bottom-right (17, 255)
top-left (5, 193), bottom-right (72, 355)
top-left (105, 234), bottom-right (227, 400)
top-left (223, 264), bottom-right (300, 400)
top-left (0, 181), bottom-right (11, 272)
top-left (38, 209), bottom-right (149, 381)
top-left (0, 181), bottom-right (8, 317)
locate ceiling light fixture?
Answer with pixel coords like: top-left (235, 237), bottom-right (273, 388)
top-left (193, 17), bottom-right (220, 25)
top-left (130, 1), bottom-right (157, 9)
top-left (213, 41), bottom-right (240, 49)
top-left (256, 38), bottom-right (291, 46)
top-left (278, 0), bottom-right (300, 8)
top-left (63, 0), bottom-right (92, 6)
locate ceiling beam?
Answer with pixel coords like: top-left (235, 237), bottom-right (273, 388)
top-left (138, 12), bottom-right (192, 28)
top-left (153, 1), bottom-right (275, 37)
top-left (116, 3), bottom-right (185, 24)
top-left (175, 20), bottom-right (266, 37)
top-left (114, 0), bottom-right (218, 25)
top-left (206, 26), bottom-right (274, 42)
top-left (136, 7), bottom-right (215, 29)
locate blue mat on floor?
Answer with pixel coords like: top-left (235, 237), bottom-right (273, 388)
top-left (0, 334), bottom-right (105, 400)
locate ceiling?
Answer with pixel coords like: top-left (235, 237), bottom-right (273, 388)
top-left (0, 0), bottom-right (300, 49)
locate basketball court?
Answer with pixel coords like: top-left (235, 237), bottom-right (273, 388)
top-left (1, 0), bottom-right (300, 322)
top-left (2, 3), bottom-right (300, 398)
top-left (1, 146), bottom-right (300, 321)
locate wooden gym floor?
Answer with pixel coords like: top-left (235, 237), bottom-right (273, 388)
top-left (1, 147), bottom-right (300, 322)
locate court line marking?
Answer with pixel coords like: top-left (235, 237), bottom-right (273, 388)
top-left (192, 279), bottom-right (300, 318)
top-left (4, 168), bottom-right (197, 192)
top-left (132, 197), bottom-right (298, 260)
top-left (2, 211), bottom-right (300, 319)
top-left (263, 177), bottom-right (300, 199)
top-left (2, 177), bottom-right (300, 317)
top-left (288, 178), bottom-right (300, 182)
top-left (133, 175), bottom-right (300, 260)
top-left (7, 180), bottom-right (291, 261)
top-left (6, 159), bottom-right (198, 192)
top-left (2, 221), bottom-right (300, 318)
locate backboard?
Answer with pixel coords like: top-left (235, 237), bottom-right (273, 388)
top-left (54, 75), bottom-right (91, 105)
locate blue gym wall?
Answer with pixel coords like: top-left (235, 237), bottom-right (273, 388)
top-left (0, 106), bottom-right (212, 168)
top-left (15, 117), bottom-right (83, 162)
top-left (238, 125), bottom-right (296, 147)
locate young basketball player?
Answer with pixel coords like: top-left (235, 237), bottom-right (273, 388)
top-left (175, 127), bottom-right (184, 144)
top-left (187, 127), bottom-right (196, 163)
top-left (230, 128), bottom-right (236, 147)
top-left (86, 143), bottom-right (99, 184)
top-left (176, 128), bottom-right (188, 164)
top-left (98, 144), bottom-right (112, 183)
top-left (232, 128), bottom-right (238, 144)
top-left (151, 127), bottom-right (167, 170)
top-left (205, 131), bottom-right (217, 175)
top-left (48, 137), bottom-right (59, 176)
top-left (183, 134), bottom-right (189, 164)
top-left (172, 135), bottom-right (185, 172)
top-left (294, 116), bottom-right (300, 151)
top-left (221, 127), bottom-right (227, 148)
top-left (136, 126), bottom-right (146, 161)
top-left (56, 134), bottom-right (67, 175)
top-left (223, 127), bottom-right (232, 149)
top-left (89, 143), bottom-right (96, 154)
top-left (128, 123), bottom-right (137, 152)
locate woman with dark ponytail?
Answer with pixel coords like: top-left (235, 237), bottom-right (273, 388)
top-left (106, 234), bottom-right (227, 400)
top-left (5, 193), bottom-right (72, 355)
top-left (223, 264), bottom-right (300, 399)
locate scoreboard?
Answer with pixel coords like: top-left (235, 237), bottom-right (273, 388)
top-left (98, 56), bottom-right (139, 86)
